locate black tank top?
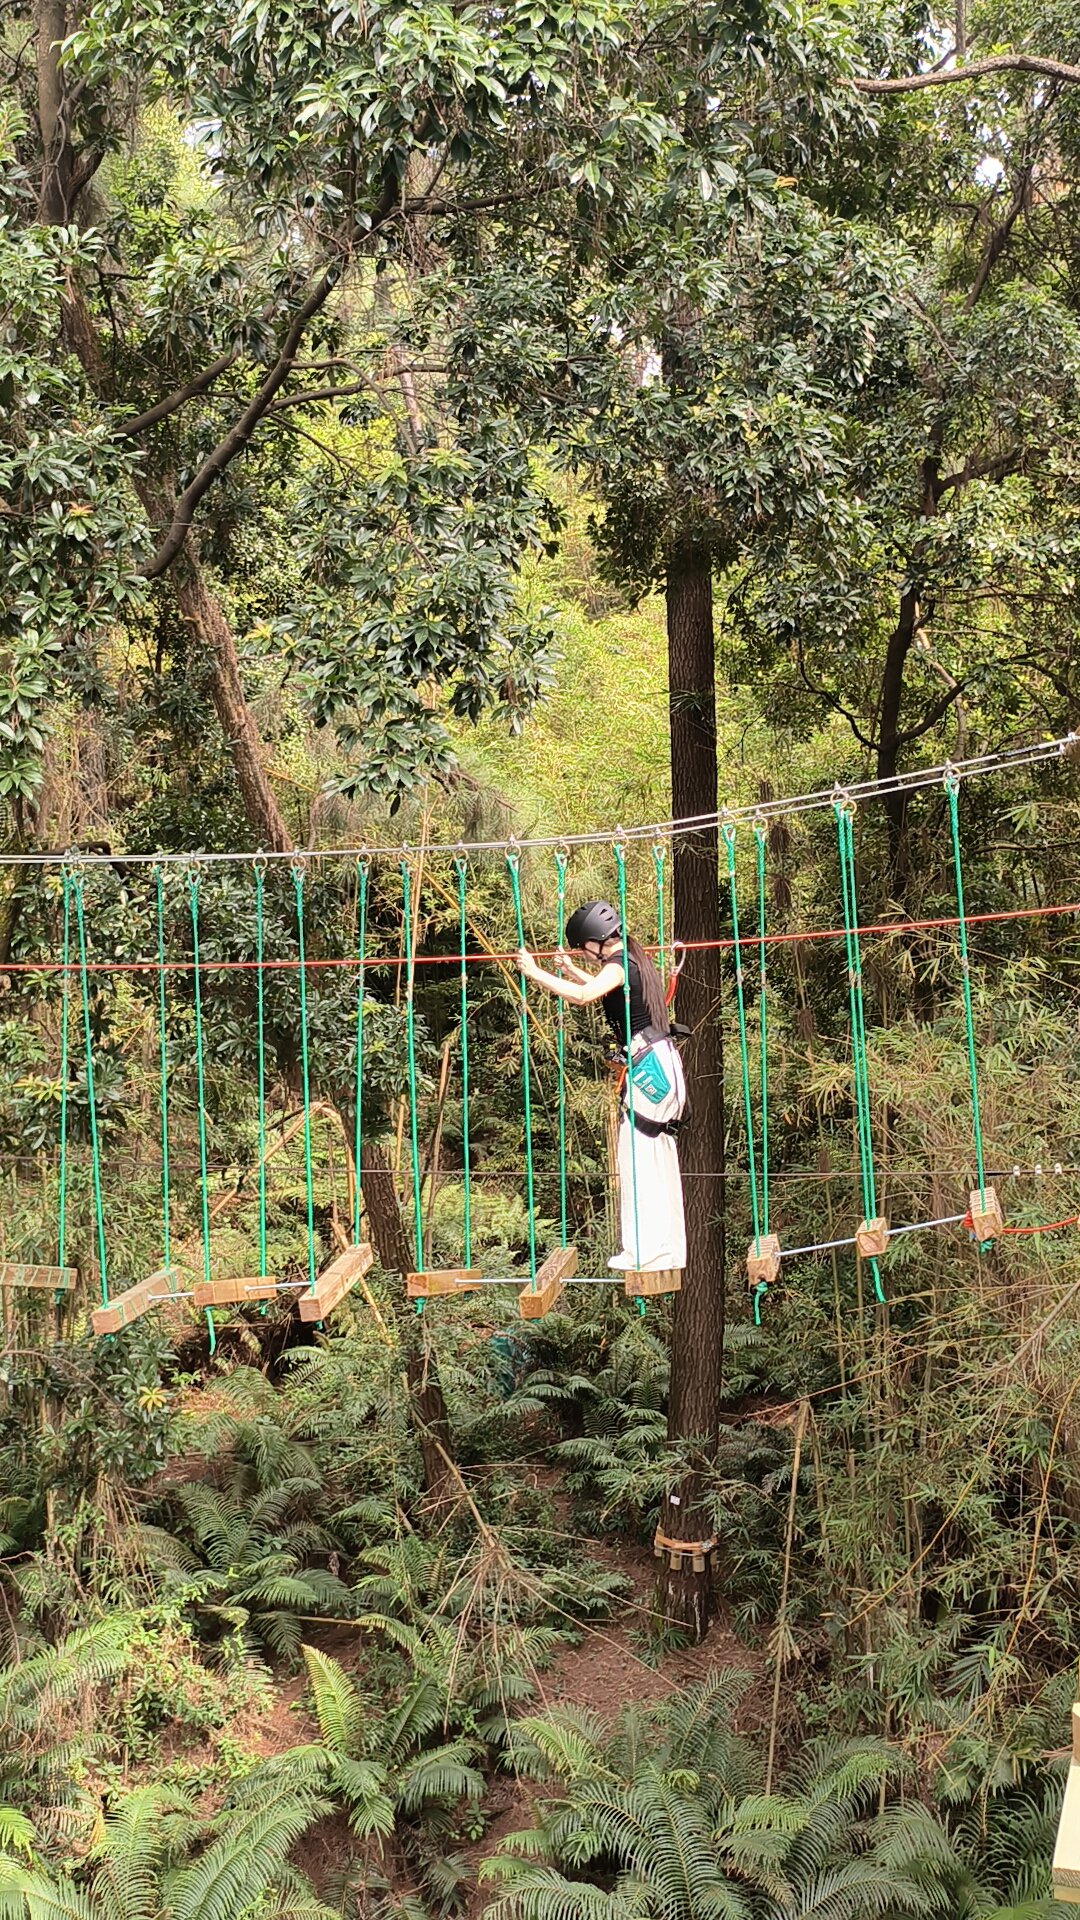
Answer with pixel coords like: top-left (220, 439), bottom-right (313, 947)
top-left (601, 954), bottom-right (663, 1041)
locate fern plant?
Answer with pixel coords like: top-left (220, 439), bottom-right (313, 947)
top-left (481, 1675), bottom-right (991, 1920)
top-left (282, 1643), bottom-right (491, 1909)
top-left (135, 1477), bottom-right (351, 1662)
top-left (0, 1773), bottom-right (336, 1920)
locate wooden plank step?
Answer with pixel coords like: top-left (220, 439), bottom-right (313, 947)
top-left (1053, 1707), bottom-right (1080, 1902)
top-left (0, 1263), bottom-right (77, 1291)
top-left (519, 1244), bottom-right (577, 1319)
top-left (92, 1267), bottom-right (180, 1336)
top-left (623, 1268), bottom-right (682, 1298)
top-left (192, 1276), bottom-right (279, 1308)
top-left (405, 1267), bottom-right (482, 1300)
top-left (299, 1243), bottom-right (375, 1321)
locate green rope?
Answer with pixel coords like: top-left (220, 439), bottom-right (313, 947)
top-left (653, 842), bottom-right (667, 989)
top-left (946, 776), bottom-right (987, 1206)
top-left (723, 824), bottom-right (762, 1252)
top-left (834, 803), bottom-right (885, 1306)
top-left (554, 849), bottom-right (569, 1249)
top-left (187, 870), bottom-right (217, 1353)
top-left (613, 841), bottom-right (641, 1272)
top-left (254, 862), bottom-right (268, 1279)
top-left (454, 854), bottom-right (473, 1269)
top-left (291, 865), bottom-right (317, 1295)
top-left (155, 868), bottom-right (172, 1281)
top-left (72, 871), bottom-right (108, 1308)
top-left (401, 860), bottom-right (425, 1278)
top-left (507, 852), bottom-right (538, 1285)
top-left (353, 858), bottom-right (369, 1247)
top-left (57, 871), bottom-right (72, 1271)
top-left (755, 823), bottom-right (770, 1242)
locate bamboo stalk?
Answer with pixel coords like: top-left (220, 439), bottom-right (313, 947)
top-left (766, 1396), bottom-right (809, 1796)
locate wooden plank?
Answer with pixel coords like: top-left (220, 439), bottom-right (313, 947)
top-left (519, 1243), bottom-right (578, 1319)
top-left (92, 1267), bottom-right (179, 1336)
top-left (192, 1276), bottom-right (275, 1308)
top-left (623, 1268), bottom-right (682, 1297)
top-left (0, 1263), bottom-right (77, 1291)
top-left (405, 1267), bottom-right (482, 1299)
top-left (298, 1243), bottom-right (375, 1321)
top-left (1053, 1708), bottom-right (1080, 1902)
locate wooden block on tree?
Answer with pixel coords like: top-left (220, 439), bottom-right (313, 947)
top-left (92, 1267), bottom-right (176, 1336)
top-left (855, 1217), bottom-right (889, 1259)
top-left (746, 1234), bottom-right (781, 1288)
top-left (968, 1186), bottom-right (1005, 1242)
top-left (298, 1243), bottom-right (375, 1321)
top-left (519, 1243), bottom-right (578, 1319)
top-left (405, 1267), bottom-right (482, 1299)
top-left (1052, 1707), bottom-right (1080, 1902)
top-left (0, 1263), bottom-right (76, 1290)
top-left (623, 1269), bottom-right (682, 1297)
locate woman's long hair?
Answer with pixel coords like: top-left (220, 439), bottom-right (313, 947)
top-left (625, 933), bottom-right (669, 1031)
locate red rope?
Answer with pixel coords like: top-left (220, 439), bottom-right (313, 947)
top-left (2, 896), bottom-right (1076, 977)
top-left (961, 1209), bottom-right (1080, 1238)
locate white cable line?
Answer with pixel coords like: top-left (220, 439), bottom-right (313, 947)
top-left (2, 734), bottom-right (1073, 869)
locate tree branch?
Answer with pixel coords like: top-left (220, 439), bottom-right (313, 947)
top-left (895, 678), bottom-right (968, 746)
top-left (269, 379), bottom-right (373, 412)
top-left (113, 345), bottom-right (242, 439)
top-left (854, 52), bottom-right (1080, 93)
top-left (794, 639), bottom-right (878, 750)
top-left (139, 177), bottom-right (401, 579)
top-left (936, 445), bottom-right (1029, 494)
top-left (965, 167), bottom-right (1031, 310)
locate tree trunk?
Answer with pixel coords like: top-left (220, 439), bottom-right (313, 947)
top-left (168, 554), bottom-right (293, 853)
top-left (35, 0), bottom-right (71, 222)
top-left (360, 1140), bottom-right (456, 1508)
top-left (660, 546), bottom-right (726, 1640)
top-left (875, 584), bottom-right (918, 893)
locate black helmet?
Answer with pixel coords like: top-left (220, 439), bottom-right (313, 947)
top-left (565, 900), bottom-right (621, 948)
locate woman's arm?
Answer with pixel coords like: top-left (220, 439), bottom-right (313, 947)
top-left (517, 950), bottom-right (623, 1006)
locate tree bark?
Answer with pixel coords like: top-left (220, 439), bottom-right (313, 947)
top-left (35, 0), bottom-right (71, 222)
top-left (660, 546), bottom-right (725, 1640)
top-left (359, 1140), bottom-right (456, 1509)
top-left (168, 553), bottom-right (293, 854)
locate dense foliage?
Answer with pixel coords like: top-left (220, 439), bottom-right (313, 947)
top-left (4, 0), bottom-right (1080, 1913)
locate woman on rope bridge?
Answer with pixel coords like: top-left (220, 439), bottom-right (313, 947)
top-left (517, 900), bottom-right (687, 1273)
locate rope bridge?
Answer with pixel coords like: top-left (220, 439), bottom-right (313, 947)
top-left (1, 737), bottom-right (1076, 1338)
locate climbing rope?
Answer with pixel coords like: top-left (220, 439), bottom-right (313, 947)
top-left (401, 859), bottom-right (425, 1282)
top-left (72, 870), bottom-right (109, 1308)
top-left (613, 839), bottom-right (641, 1275)
top-left (945, 774), bottom-right (988, 1209)
top-left (834, 802), bottom-right (886, 1306)
top-left (291, 864), bottom-right (317, 1296)
top-left (723, 823), bottom-right (764, 1250)
top-left (254, 861), bottom-right (268, 1282)
top-left (353, 857), bottom-right (369, 1247)
top-left (57, 871), bottom-right (72, 1274)
top-left (756, 823), bottom-right (770, 1249)
top-left (507, 850), bottom-right (539, 1285)
top-left (454, 853), bottom-right (474, 1270)
top-left (155, 868), bottom-right (173, 1284)
top-left (187, 869), bottom-right (216, 1352)
top-left (555, 848), bottom-right (569, 1249)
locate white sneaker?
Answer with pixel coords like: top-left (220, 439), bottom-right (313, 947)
top-left (607, 1253), bottom-right (636, 1270)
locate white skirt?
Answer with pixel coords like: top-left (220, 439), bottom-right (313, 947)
top-left (611, 1033), bottom-right (687, 1273)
